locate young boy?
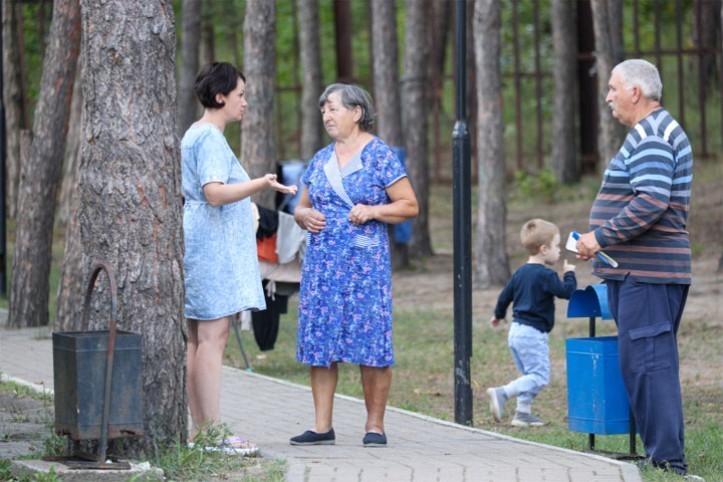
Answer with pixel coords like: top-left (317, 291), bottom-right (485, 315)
top-left (487, 218), bottom-right (576, 427)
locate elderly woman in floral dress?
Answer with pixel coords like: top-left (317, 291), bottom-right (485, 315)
top-left (290, 84), bottom-right (418, 448)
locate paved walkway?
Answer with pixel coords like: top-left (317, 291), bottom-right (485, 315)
top-left (0, 321), bottom-right (642, 482)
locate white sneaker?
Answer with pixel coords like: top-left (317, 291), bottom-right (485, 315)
top-left (511, 411), bottom-right (545, 427)
top-left (486, 387), bottom-right (507, 422)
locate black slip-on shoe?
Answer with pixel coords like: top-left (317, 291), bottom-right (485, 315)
top-left (362, 432), bottom-right (387, 447)
top-left (289, 428), bottom-right (335, 446)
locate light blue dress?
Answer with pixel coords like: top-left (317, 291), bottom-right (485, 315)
top-left (181, 124), bottom-right (265, 320)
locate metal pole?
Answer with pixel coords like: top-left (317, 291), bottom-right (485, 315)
top-left (0, 4), bottom-right (7, 297)
top-left (452, 0), bottom-right (472, 426)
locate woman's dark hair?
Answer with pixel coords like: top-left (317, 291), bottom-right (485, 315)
top-left (194, 62), bottom-right (246, 109)
top-left (318, 83), bottom-right (375, 132)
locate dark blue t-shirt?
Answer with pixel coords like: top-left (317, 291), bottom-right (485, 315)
top-left (493, 263), bottom-right (577, 333)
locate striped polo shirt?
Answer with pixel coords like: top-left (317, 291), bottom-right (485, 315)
top-left (589, 108), bottom-right (693, 285)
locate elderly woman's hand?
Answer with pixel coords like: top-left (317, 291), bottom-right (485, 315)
top-left (348, 204), bottom-right (376, 225)
top-left (298, 207), bottom-right (326, 233)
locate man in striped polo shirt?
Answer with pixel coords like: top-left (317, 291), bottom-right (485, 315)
top-left (577, 59), bottom-right (693, 476)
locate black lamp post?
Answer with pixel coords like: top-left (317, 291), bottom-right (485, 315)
top-left (452, 0), bottom-right (472, 426)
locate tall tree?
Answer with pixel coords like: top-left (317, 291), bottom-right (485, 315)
top-left (402, 0), bottom-right (432, 257)
top-left (427, 0), bottom-right (451, 182)
top-left (54, 65), bottom-right (83, 332)
top-left (177, 0), bottom-right (202, 136)
top-left (57, 63), bottom-right (82, 225)
top-left (371, 0), bottom-right (408, 268)
top-left (2, 0), bottom-right (25, 219)
top-left (241, 0), bottom-right (276, 209)
top-left (9, 0), bottom-right (80, 328)
top-left (590, 0), bottom-right (625, 172)
top-left (551, 0), bottom-right (580, 183)
top-left (719, 1), bottom-right (723, 274)
top-left (79, 0), bottom-right (185, 448)
top-left (200, 0), bottom-right (215, 67)
top-left (473, 0), bottom-right (509, 287)
top-left (298, 0), bottom-right (324, 161)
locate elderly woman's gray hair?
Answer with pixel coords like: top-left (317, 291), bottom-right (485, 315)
top-left (613, 59), bottom-right (663, 102)
top-left (319, 83), bottom-right (376, 132)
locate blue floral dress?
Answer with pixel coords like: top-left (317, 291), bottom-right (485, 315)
top-left (296, 137), bottom-right (407, 367)
top-left (181, 124), bottom-right (266, 320)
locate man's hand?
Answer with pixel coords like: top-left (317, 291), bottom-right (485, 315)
top-left (575, 231), bottom-right (600, 260)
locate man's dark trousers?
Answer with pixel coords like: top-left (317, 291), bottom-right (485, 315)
top-left (607, 276), bottom-right (689, 473)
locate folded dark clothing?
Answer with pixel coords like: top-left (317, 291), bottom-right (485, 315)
top-left (256, 204), bottom-right (278, 239)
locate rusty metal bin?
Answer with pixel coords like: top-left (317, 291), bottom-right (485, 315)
top-left (51, 263), bottom-right (143, 465)
top-left (53, 329), bottom-right (143, 439)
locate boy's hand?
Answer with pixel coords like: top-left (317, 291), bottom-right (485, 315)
top-left (490, 317), bottom-right (506, 328)
top-left (563, 259), bottom-right (575, 273)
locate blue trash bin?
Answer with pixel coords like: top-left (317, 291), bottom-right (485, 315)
top-left (566, 336), bottom-right (630, 434)
top-left (566, 284), bottom-right (631, 436)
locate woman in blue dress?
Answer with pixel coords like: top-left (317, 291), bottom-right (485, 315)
top-left (290, 84), bottom-right (418, 447)
top-left (181, 62), bottom-right (296, 452)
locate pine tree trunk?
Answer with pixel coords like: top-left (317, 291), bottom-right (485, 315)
top-left (551, 0), bottom-right (580, 183)
top-left (178, 0), bottom-right (201, 136)
top-left (2, 0), bottom-right (24, 219)
top-left (53, 174), bottom-right (82, 332)
top-left (371, 0), bottom-right (408, 269)
top-left (590, 0), bottom-right (626, 172)
top-left (9, 0), bottom-right (81, 328)
top-left (57, 63), bottom-right (82, 225)
top-left (298, 0), bottom-right (324, 161)
top-left (427, 0), bottom-right (451, 184)
top-left (241, 0), bottom-right (276, 209)
top-left (473, 0), bottom-right (510, 287)
top-left (402, 0), bottom-right (432, 257)
top-left (200, 0), bottom-right (215, 67)
top-left (54, 66), bottom-right (84, 332)
top-left (79, 0), bottom-right (186, 450)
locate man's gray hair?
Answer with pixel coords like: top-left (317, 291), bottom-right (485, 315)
top-left (319, 83), bottom-right (376, 132)
top-left (613, 59), bottom-right (663, 102)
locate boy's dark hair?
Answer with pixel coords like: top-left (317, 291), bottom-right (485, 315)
top-left (520, 219), bottom-right (559, 256)
top-left (194, 62), bottom-right (246, 109)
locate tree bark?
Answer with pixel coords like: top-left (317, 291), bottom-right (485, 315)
top-left (9, 0), bottom-right (81, 328)
top-left (551, 0), bottom-right (580, 183)
top-left (2, 0), bottom-right (24, 219)
top-left (241, 0), bottom-right (276, 209)
top-left (719, 1), bottom-right (723, 274)
top-left (298, 0), bottom-right (324, 161)
top-left (54, 65), bottom-right (84, 332)
top-left (53, 168), bottom-right (82, 332)
top-left (79, 0), bottom-right (186, 450)
top-left (178, 0), bottom-right (202, 136)
top-left (590, 0), bottom-right (625, 173)
top-left (57, 63), bottom-right (83, 225)
top-left (473, 0), bottom-right (510, 287)
top-left (427, 0), bottom-right (451, 184)
top-left (200, 0), bottom-right (215, 67)
top-left (402, 0), bottom-right (432, 257)
top-left (371, 0), bottom-right (408, 269)
top-left (694, 0), bottom-right (722, 94)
